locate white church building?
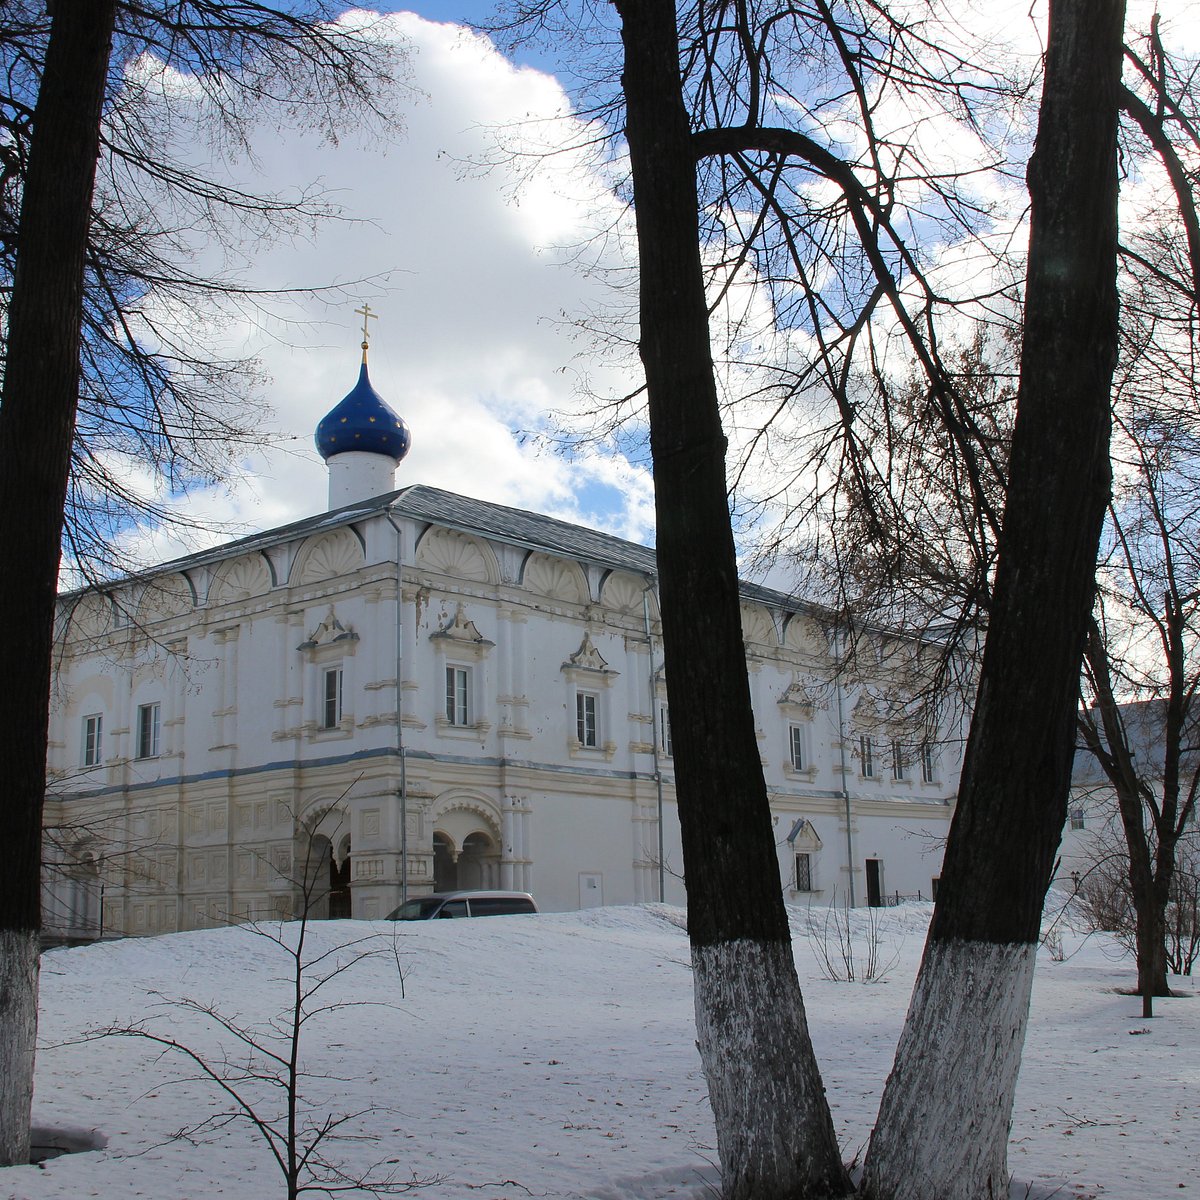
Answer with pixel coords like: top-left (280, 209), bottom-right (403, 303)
top-left (43, 340), bottom-right (961, 939)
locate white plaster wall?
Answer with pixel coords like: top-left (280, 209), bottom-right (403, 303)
top-left (46, 505), bottom-right (961, 936)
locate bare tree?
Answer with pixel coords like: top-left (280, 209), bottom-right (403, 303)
top-left (612, 1), bottom-right (1124, 1198)
top-left (89, 831), bottom-right (430, 1199)
top-left (0, 2), bottom-right (400, 1165)
top-left (0, 3), bottom-right (118, 1166)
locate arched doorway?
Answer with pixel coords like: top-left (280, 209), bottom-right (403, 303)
top-left (329, 834), bottom-right (352, 918)
top-left (429, 796), bottom-right (503, 893)
top-left (432, 831), bottom-right (457, 891)
top-left (296, 805), bottom-right (352, 920)
top-left (458, 830), bottom-right (497, 890)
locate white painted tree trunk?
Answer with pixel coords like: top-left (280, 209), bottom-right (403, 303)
top-left (862, 938), bottom-right (1036, 1200)
top-left (0, 930), bottom-right (39, 1166)
top-left (693, 939), bottom-right (850, 1200)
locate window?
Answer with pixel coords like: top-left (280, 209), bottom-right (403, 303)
top-left (445, 665), bottom-right (469, 726)
top-left (891, 739), bottom-right (906, 781)
top-left (576, 691), bottom-right (598, 748)
top-left (82, 713), bottom-right (103, 767)
top-left (1069, 808), bottom-right (1086, 831)
top-left (658, 703), bottom-right (673, 757)
top-left (794, 852), bottom-right (813, 892)
top-left (322, 667), bottom-right (343, 729)
top-left (136, 702), bottom-right (160, 759)
top-left (789, 724), bottom-right (805, 771)
top-left (921, 743), bottom-right (936, 784)
top-left (860, 734), bottom-right (875, 778)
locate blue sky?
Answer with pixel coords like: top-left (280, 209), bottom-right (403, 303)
top-left (119, 3), bottom-right (654, 567)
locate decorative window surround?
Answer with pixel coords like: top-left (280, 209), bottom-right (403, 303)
top-left (431, 604), bottom-right (494, 737)
top-left (297, 606), bottom-right (360, 658)
top-left (785, 817), bottom-right (822, 894)
top-left (136, 702), bottom-right (160, 760)
top-left (562, 633), bottom-right (618, 760)
top-left (82, 713), bottom-right (103, 767)
top-left (429, 603), bottom-right (495, 661)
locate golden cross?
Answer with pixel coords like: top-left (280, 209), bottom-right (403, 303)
top-left (354, 302), bottom-right (378, 345)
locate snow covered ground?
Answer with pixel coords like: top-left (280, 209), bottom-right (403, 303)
top-left (6, 902), bottom-right (1197, 1200)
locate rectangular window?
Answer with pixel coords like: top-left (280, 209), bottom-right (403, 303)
top-left (658, 703), bottom-right (673, 757)
top-left (82, 713), bottom-right (103, 767)
top-left (921, 743), bottom-right (936, 784)
top-left (860, 734), bottom-right (875, 778)
top-left (445, 666), bottom-right (469, 726)
top-left (789, 724), bottom-right (805, 771)
top-left (794, 852), bottom-right (813, 892)
top-left (136, 702), bottom-right (160, 759)
top-left (891, 739), bottom-right (906, 781)
top-left (322, 667), bottom-right (343, 729)
top-left (576, 691), bottom-right (598, 748)
top-left (1069, 808), bottom-right (1086, 831)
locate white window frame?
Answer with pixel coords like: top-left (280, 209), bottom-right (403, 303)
top-left (445, 665), bottom-right (470, 726)
top-left (1069, 808), bottom-right (1086, 831)
top-left (860, 734), bottom-right (875, 778)
top-left (794, 851), bottom-right (814, 892)
top-left (658, 702), bottom-right (673, 757)
top-left (789, 723), bottom-right (806, 771)
top-left (891, 739), bottom-right (906, 781)
top-left (321, 666), bottom-right (343, 730)
top-left (136, 702), bottom-right (160, 760)
top-left (82, 713), bottom-right (103, 767)
top-left (577, 691), bottom-right (599, 748)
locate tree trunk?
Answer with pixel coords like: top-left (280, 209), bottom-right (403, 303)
top-left (612, 2), bottom-right (850, 1196)
top-left (0, 1), bottom-right (117, 1166)
top-left (1135, 891), bottom-right (1169, 1001)
top-left (862, 3), bottom-right (1125, 1197)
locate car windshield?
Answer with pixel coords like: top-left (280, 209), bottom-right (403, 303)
top-left (391, 898), bottom-right (445, 920)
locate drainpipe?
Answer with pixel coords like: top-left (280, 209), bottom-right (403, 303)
top-left (384, 511), bottom-right (409, 906)
top-left (643, 580), bottom-right (665, 902)
top-left (833, 625), bottom-right (856, 907)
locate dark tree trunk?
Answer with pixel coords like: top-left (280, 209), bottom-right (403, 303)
top-left (0, 0), bottom-right (117, 1165)
top-left (1083, 627), bottom-right (1175, 1001)
top-left (612, 2), bottom-right (850, 1196)
top-left (862, 3), bottom-right (1125, 1197)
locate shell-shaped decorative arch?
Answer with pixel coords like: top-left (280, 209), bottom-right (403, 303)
top-left (784, 613), bottom-right (826, 655)
top-left (522, 552), bottom-right (589, 605)
top-left (430, 790), bottom-right (502, 852)
top-left (64, 592), bottom-right (115, 643)
top-left (208, 554), bottom-right (271, 605)
top-left (292, 528), bottom-right (365, 586)
top-left (600, 570), bottom-right (657, 617)
top-left (415, 527), bottom-right (497, 585)
top-left (134, 573), bottom-right (195, 625)
top-left (740, 602), bottom-right (777, 648)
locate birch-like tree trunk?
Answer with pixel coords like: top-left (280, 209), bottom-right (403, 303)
top-left (611, 2), bottom-right (851, 1196)
top-left (0, 1), bottom-right (117, 1165)
top-left (861, 3), bottom-right (1126, 1196)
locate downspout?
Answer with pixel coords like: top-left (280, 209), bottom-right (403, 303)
top-left (643, 580), bottom-right (665, 902)
top-left (834, 625), bottom-right (856, 907)
top-left (384, 511), bottom-right (408, 906)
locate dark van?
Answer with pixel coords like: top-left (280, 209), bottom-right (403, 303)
top-left (385, 890), bottom-right (538, 920)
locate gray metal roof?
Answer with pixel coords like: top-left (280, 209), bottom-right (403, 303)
top-left (63, 484), bottom-right (814, 615)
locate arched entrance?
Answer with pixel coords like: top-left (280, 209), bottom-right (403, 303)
top-left (297, 805), bottom-right (352, 920)
top-left (329, 834), bottom-right (352, 918)
top-left (429, 794), bottom-right (503, 893)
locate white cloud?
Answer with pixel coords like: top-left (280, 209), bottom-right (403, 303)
top-left (117, 11), bottom-right (647, 567)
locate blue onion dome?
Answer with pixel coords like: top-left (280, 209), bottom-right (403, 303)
top-left (315, 347), bottom-right (411, 462)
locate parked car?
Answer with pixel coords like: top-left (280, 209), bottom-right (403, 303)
top-left (385, 890), bottom-right (538, 920)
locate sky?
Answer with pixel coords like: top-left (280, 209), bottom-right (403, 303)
top-left (121, 1), bottom-right (650, 568)
top-left (19, 902), bottom-right (1200, 1199)
top-left (114, 0), bottom-right (1200, 573)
